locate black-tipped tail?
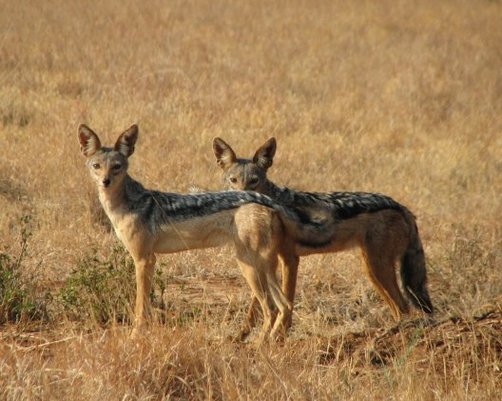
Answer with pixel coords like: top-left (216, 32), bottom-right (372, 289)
top-left (400, 232), bottom-right (434, 314)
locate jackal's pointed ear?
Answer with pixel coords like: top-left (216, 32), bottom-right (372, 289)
top-left (213, 137), bottom-right (237, 170)
top-left (78, 124), bottom-right (102, 157)
top-left (253, 137), bottom-right (276, 170)
top-left (114, 124), bottom-right (138, 157)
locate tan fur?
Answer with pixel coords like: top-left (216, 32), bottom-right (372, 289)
top-left (213, 137), bottom-right (432, 338)
top-left (79, 124), bottom-right (291, 342)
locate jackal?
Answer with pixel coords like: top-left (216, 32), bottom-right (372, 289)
top-left (213, 137), bottom-right (434, 336)
top-left (78, 124), bottom-right (300, 341)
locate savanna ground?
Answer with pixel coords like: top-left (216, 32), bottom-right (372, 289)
top-left (1, 0), bottom-right (501, 399)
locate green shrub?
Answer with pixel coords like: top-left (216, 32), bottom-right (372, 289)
top-left (0, 215), bottom-right (47, 324)
top-left (60, 244), bottom-right (166, 326)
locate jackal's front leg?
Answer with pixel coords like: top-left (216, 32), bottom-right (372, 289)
top-left (131, 254), bottom-right (156, 337)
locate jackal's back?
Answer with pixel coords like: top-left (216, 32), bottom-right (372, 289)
top-left (122, 177), bottom-right (280, 233)
top-left (276, 189), bottom-right (407, 220)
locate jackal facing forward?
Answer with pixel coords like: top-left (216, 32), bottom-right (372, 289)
top-left (78, 124), bottom-right (295, 341)
top-left (213, 137), bottom-right (434, 336)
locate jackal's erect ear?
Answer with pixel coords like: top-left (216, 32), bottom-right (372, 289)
top-left (114, 124), bottom-right (138, 157)
top-left (78, 124), bottom-right (102, 157)
top-left (253, 137), bottom-right (276, 170)
top-left (213, 137), bottom-right (237, 170)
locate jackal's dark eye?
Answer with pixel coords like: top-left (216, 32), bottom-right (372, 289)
top-left (92, 163), bottom-right (100, 169)
top-left (229, 177), bottom-right (238, 184)
top-left (112, 163), bottom-right (122, 170)
top-left (248, 177), bottom-right (259, 186)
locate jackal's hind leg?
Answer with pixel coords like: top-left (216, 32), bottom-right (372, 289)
top-left (236, 259), bottom-right (277, 344)
top-left (236, 297), bottom-right (262, 342)
top-left (238, 249), bottom-right (297, 341)
top-left (267, 268), bottom-right (293, 341)
top-left (279, 251), bottom-right (299, 331)
top-left (361, 249), bottom-right (409, 320)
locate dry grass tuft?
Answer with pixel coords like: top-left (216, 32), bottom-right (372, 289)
top-left (1, 0), bottom-right (501, 399)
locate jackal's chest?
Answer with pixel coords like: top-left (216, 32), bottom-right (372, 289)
top-left (100, 202), bottom-right (144, 247)
top-left (112, 216), bottom-right (136, 243)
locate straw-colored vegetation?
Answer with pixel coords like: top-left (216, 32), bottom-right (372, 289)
top-left (1, 0), bottom-right (501, 399)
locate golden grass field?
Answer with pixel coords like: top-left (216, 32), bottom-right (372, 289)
top-left (1, 0), bottom-right (501, 399)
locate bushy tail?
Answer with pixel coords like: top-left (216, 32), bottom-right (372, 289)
top-left (400, 221), bottom-right (434, 314)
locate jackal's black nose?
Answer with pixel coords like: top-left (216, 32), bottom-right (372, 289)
top-left (102, 178), bottom-right (111, 187)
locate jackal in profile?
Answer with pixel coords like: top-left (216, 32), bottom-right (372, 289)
top-left (213, 137), bottom-right (434, 336)
top-left (78, 125), bottom-right (301, 341)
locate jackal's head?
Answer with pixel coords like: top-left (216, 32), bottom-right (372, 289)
top-left (213, 137), bottom-right (276, 193)
top-left (78, 124), bottom-right (138, 191)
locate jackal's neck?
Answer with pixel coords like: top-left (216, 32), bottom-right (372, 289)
top-left (98, 175), bottom-right (143, 215)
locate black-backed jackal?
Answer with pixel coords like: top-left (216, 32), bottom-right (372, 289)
top-left (78, 125), bottom-right (304, 341)
top-left (213, 137), bottom-right (434, 337)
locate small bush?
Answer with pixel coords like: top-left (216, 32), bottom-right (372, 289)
top-left (0, 253), bottom-right (35, 323)
top-left (0, 215), bottom-right (47, 324)
top-left (60, 244), bottom-right (166, 326)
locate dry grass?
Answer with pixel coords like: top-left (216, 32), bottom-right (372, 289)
top-left (1, 0), bottom-right (501, 399)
